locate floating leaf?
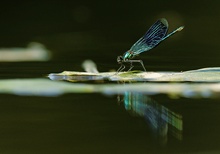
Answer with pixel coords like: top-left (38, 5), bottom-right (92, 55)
top-left (48, 67), bottom-right (220, 82)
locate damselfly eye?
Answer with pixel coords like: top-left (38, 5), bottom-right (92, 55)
top-left (117, 56), bottom-right (123, 63)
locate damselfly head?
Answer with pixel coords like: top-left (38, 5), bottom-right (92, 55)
top-left (117, 56), bottom-right (123, 63)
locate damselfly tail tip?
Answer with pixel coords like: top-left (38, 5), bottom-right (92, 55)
top-left (177, 26), bottom-right (184, 32)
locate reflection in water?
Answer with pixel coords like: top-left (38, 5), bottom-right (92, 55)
top-left (118, 92), bottom-right (182, 144)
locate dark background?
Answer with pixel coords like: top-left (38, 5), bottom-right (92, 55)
top-left (0, 0), bottom-right (219, 72)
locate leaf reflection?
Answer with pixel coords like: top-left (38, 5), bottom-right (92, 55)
top-left (118, 92), bottom-right (183, 144)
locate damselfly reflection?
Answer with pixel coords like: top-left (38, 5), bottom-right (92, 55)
top-left (117, 18), bottom-right (184, 72)
top-left (118, 92), bottom-right (183, 144)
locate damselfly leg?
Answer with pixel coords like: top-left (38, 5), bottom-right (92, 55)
top-left (126, 60), bottom-right (146, 71)
top-left (127, 62), bottom-right (134, 71)
top-left (116, 64), bottom-right (125, 73)
top-left (116, 60), bottom-right (146, 73)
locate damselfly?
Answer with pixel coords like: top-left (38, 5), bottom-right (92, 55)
top-left (117, 18), bottom-right (184, 72)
